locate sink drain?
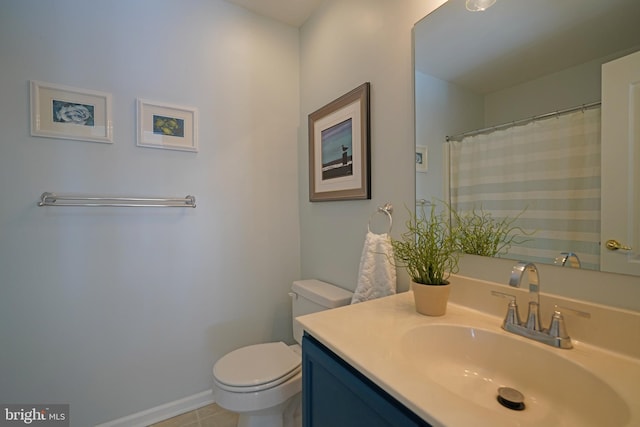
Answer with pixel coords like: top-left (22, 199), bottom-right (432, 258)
top-left (497, 387), bottom-right (526, 411)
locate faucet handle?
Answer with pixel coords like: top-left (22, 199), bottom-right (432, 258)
top-left (548, 311), bottom-right (569, 339)
top-left (547, 305), bottom-right (590, 347)
top-left (491, 290), bottom-right (522, 327)
top-left (554, 304), bottom-right (591, 319)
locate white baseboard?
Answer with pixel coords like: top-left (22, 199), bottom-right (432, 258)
top-left (95, 389), bottom-right (215, 427)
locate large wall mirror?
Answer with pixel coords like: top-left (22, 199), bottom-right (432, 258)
top-left (414, 0), bottom-right (640, 277)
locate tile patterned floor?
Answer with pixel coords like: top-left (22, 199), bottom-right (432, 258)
top-left (148, 403), bottom-right (238, 427)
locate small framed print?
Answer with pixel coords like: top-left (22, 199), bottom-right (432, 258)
top-left (137, 99), bottom-right (198, 152)
top-left (308, 82), bottom-right (371, 201)
top-left (30, 80), bottom-right (113, 143)
top-left (416, 145), bottom-right (428, 173)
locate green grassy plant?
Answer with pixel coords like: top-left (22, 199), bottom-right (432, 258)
top-left (391, 203), bottom-right (460, 285)
top-left (452, 207), bottom-right (533, 257)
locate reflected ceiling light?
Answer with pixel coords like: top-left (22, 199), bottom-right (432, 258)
top-left (465, 0), bottom-right (496, 12)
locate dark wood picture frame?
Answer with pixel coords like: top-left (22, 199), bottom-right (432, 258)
top-left (308, 82), bottom-right (371, 201)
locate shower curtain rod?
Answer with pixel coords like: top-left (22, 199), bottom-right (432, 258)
top-left (446, 101), bottom-right (601, 142)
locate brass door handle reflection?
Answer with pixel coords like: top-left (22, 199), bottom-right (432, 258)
top-left (605, 239), bottom-right (632, 251)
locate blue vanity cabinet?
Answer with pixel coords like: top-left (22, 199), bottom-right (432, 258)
top-left (302, 333), bottom-right (431, 427)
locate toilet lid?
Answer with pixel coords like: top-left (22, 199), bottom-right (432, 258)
top-left (213, 342), bottom-right (301, 389)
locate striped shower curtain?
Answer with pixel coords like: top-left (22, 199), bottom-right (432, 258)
top-left (449, 107), bottom-right (601, 269)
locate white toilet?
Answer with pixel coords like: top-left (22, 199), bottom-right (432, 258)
top-left (212, 279), bottom-right (353, 427)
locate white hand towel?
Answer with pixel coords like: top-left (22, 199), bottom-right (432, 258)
top-left (351, 231), bottom-right (397, 304)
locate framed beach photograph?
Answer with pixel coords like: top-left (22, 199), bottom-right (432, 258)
top-left (308, 82), bottom-right (370, 201)
top-left (30, 80), bottom-right (113, 143)
top-left (416, 145), bottom-right (428, 173)
top-left (137, 99), bottom-right (198, 152)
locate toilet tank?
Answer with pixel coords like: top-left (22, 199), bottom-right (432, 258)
top-left (291, 279), bottom-right (353, 344)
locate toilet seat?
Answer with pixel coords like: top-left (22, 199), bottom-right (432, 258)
top-left (213, 342), bottom-right (301, 393)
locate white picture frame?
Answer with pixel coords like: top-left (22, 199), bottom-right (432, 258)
top-left (30, 80), bottom-right (113, 144)
top-left (416, 145), bottom-right (428, 173)
top-left (137, 99), bottom-right (198, 152)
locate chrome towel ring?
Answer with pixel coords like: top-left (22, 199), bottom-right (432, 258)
top-left (367, 203), bottom-right (393, 234)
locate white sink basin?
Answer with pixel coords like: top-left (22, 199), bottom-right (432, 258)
top-left (401, 324), bottom-right (630, 426)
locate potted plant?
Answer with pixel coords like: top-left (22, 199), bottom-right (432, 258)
top-left (391, 202), bottom-right (460, 316)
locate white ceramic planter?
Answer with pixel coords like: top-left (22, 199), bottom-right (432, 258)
top-left (412, 281), bottom-right (451, 316)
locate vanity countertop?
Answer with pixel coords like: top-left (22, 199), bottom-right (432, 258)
top-left (297, 289), bottom-right (640, 427)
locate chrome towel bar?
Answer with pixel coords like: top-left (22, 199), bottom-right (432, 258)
top-left (38, 192), bottom-right (196, 208)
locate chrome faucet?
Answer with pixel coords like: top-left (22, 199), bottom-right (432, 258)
top-left (491, 261), bottom-right (590, 349)
top-left (509, 261), bottom-right (541, 331)
top-left (555, 252), bottom-right (582, 268)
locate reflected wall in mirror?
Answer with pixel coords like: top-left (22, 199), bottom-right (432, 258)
top-left (414, 0), bottom-right (640, 276)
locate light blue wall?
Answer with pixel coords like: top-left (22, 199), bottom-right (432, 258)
top-left (415, 71), bottom-right (484, 203)
top-left (0, 1), bottom-right (300, 425)
top-left (298, 0), bottom-right (447, 292)
top-left (485, 54), bottom-right (605, 125)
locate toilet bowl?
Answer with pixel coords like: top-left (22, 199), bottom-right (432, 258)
top-left (212, 280), bottom-right (353, 427)
top-left (213, 343), bottom-right (302, 427)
